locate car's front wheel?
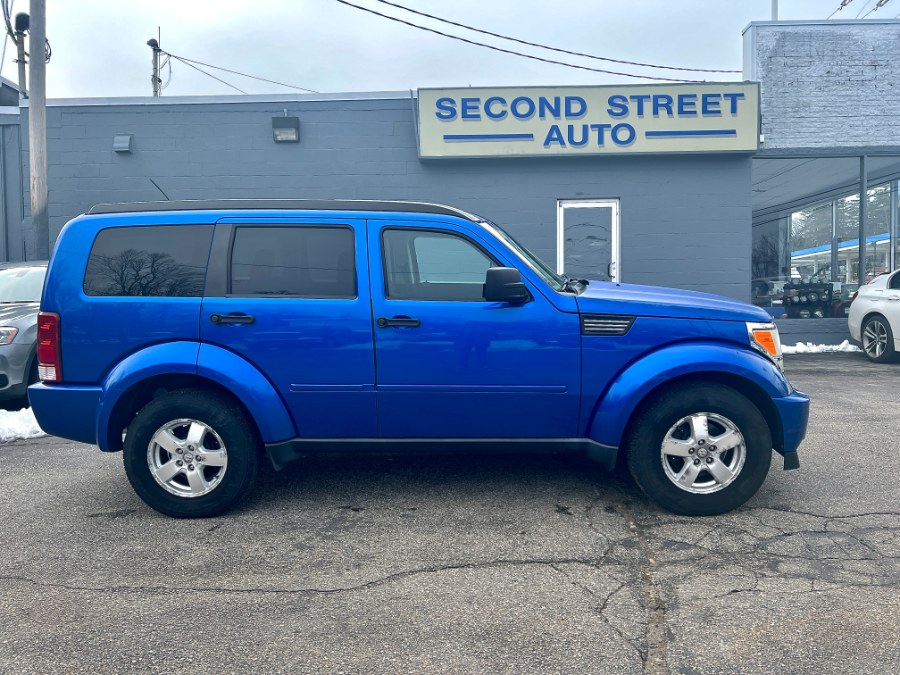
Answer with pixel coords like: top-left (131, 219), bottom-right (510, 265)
top-left (861, 314), bottom-right (896, 363)
top-left (123, 389), bottom-right (260, 518)
top-left (625, 383), bottom-right (772, 516)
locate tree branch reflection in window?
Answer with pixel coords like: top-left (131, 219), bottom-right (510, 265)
top-left (83, 225), bottom-right (213, 297)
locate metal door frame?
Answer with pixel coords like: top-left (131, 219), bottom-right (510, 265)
top-left (556, 198), bottom-right (620, 282)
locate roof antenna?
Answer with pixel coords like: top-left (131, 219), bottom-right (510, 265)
top-left (149, 177), bottom-right (170, 200)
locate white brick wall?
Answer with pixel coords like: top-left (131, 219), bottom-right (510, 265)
top-left (744, 21), bottom-right (900, 151)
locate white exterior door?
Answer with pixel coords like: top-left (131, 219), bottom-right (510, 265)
top-left (557, 199), bottom-right (620, 282)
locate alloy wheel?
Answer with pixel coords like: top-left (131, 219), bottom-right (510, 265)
top-left (660, 412), bottom-right (747, 494)
top-left (863, 319), bottom-right (888, 359)
top-left (147, 418), bottom-right (229, 498)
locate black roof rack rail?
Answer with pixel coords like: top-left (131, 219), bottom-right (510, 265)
top-left (87, 199), bottom-right (482, 222)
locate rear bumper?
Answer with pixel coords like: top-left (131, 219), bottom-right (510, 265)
top-left (773, 389), bottom-right (810, 469)
top-left (28, 383), bottom-right (101, 445)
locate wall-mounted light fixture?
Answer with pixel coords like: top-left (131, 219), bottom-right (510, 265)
top-left (272, 116), bottom-right (300, 143)
top-left (112, 134), bottom-right (133, 153)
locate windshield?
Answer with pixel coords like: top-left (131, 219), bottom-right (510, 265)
top-left (481, 221), bottom-right (566, 292)
top-left (0, 266), bottom-right (46, 303)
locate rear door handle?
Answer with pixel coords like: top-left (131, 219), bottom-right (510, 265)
top-left (210, 313), bottom-right (255, 325)
top-left (377, 316), bottom-right (421, 328)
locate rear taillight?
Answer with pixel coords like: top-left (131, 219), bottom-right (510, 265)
top-left (851, 291), bottom-right (859, 304)
top-left (37, 311), bottom-right (62, 382)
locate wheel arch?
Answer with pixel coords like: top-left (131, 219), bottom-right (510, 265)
top-left (861, 310), bottom-right (889, 327)
top-left (96, 341), bottom-right (296, 452)
top-left (586, 342), bottom-right (790, 455)
top-left (102, 373), bottom-right (267, 453)
top-left (621, 372), bottom-right (784, 455)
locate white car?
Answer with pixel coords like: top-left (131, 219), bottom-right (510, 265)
top-left (849, 270), bottom-right (900, 362)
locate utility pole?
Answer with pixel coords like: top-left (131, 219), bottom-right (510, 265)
top-left (147, 38), bottom-right (160, 96)
top-left (771, 0), bottom-right (778, 20)
top-left (28, 0), bottom-right (48, 258)
top-left (13, 12), bottom-right (27, 99)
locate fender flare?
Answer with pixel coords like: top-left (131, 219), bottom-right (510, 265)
top-left (196, 343), bottom-right (296, 443)
top-left (95, 341), bottom-right (295, 451)
top-left (586, 341), bottom-right (791, 449)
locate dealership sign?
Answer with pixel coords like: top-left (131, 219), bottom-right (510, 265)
top-left (417, 83), bottom-right (759, 158)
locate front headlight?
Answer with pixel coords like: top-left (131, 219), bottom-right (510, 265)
top-left (747, 322), bottom-right (783, 371)
top-left (0, 327), bottom-right (18, 345)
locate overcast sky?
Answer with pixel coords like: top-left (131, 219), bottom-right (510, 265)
top-left (0, 0), bottom-right (890, 99)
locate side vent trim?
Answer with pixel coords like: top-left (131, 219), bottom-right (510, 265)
top-left (581, 314), bottom-right (636, 336)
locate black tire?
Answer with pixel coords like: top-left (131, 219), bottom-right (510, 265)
top-left (123, 388), bottom-right (260, 518)
top-left (861, 314), bottom-right (896, 363)
top-left (625, 383), bottom-right (772, 516)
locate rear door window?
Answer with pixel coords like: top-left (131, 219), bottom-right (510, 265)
top-left (84, 225), bottom-right (213, 297)
top-left (229, 226), bottom-right (356, 298)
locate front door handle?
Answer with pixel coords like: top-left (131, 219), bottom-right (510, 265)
top-left (377, 316), bottom-right (421, 328)
top-left (210, 313), bottom-right (255, 325)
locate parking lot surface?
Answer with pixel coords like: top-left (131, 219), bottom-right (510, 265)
top-left (0, 352), bottom-right (897, 674)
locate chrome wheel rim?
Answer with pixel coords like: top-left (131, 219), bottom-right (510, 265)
top-left (863, 319), bottom-right (888, 358)
top-left (660, 412), bottom-right (746, 495)
top-left (147, 418), bottom-right (228, 498)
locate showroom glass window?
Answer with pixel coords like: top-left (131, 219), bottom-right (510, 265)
top-left (751, 179), bottom-right (900, 319)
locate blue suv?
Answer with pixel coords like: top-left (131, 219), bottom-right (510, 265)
top-left (30, 200), bottom-right (809, 518)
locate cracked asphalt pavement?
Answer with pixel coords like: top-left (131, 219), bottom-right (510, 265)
top-left (0, 353), bottom-right (898, 674)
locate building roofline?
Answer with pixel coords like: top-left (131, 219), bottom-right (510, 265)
top-left (743, 18), bottom-right (900, 35)
top-left (28, 90), bottom-right (413, 109)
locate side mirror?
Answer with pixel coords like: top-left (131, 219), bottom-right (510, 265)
top-left (484, 267), bottom-right (530, 304)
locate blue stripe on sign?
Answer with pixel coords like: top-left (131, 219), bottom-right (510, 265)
top-left (645, 129), bottom-right (738, 137)
top-left (443, 133), bottom-right (535, 142)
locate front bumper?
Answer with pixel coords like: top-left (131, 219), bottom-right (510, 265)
top-left (0, 342), bottom-right (34, 400)
top-left (773, 389), bottom-right (810, 469)
top-left (28, 383), bottom-right (101, 444)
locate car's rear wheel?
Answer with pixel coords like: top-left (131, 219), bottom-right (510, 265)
top-left (861, 314), bottom-right (896, 363)
top-left (625, 383), bottom-right (772, 516)
top-left (123, 388), bottom-right (260, 518)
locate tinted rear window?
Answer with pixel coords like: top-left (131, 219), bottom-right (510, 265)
top-left (230, 226), bottom-right (356, 298)
top-left (84, 225), bottom-right (213, 297)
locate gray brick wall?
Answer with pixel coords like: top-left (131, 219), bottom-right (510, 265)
top-left (744, 20), bottom-right (900, 151)
top-left (26, 94), bottom-right (751, 300)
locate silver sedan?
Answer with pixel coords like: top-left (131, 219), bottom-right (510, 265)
top-left (848, 269), bottom-right (900, 363)
top-left (0, 261), bottom-right (48, 405)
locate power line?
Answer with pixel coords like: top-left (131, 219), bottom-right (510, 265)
top-left (168, 55), bottom-right (248, 94)
top-left (861, 0), bottom-right (892, 17)
top-left (1, 0), bottom-right (13, 38)
top-left (855, 0), bottom-right (876, 17)
top-left (827, 0), bottom-right (854, 19)
top-left (163, 52), bottom-right (318, 93)
top-left (334, 0), bottom-right (708, 82)
top-left (159, 53), bottom-right (172, 91)
top-left (369, 0), bottom-right (741, 74)
top-left (0, 0), bottom-right (13, 79)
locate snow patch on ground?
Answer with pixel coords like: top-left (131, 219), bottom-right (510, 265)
top-left (0, 407), bottom-right (46, 442)
top-left (783, 340), bottom-right (861, 355)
